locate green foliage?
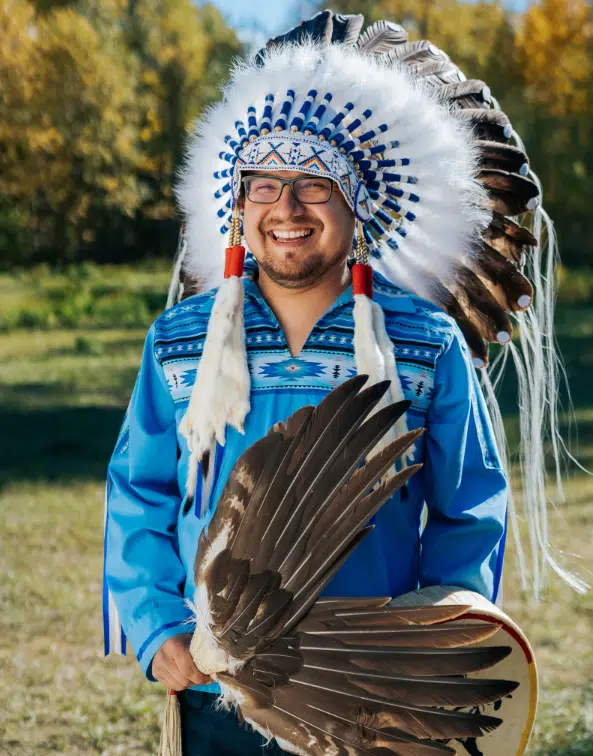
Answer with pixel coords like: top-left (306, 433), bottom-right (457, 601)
top-left (556, 266), bottom-right (593, 303)
top-left (0, 200), bottom-right (34, 266)
top-left (0, 261), bottom-right (170, 331)
top-left (74, 335), bottom-right (104, 355)
top-left (0, 0), bottom-right (242, 265)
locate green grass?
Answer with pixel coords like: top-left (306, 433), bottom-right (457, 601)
top-left (1, 268), bottom-right (592, 753)
top-left (0, 261), bottom-right (171, 331)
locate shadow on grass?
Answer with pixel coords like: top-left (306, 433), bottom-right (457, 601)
top-left (0, 405), bottom-right (125, 487)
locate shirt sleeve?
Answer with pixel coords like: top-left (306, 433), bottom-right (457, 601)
top-left (104, 322), bottom-right (194, 680)
top-left (418, 324), bottom-right (508, 602)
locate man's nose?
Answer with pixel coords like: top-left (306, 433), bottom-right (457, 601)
top-left (274, 183), bottom-right (305, 216)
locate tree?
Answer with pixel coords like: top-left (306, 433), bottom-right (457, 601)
top-left (0, 0), bottom-right (242, 266)
top-left (517, 0), bottom-right (592, 117)
top-left (0, 0), bottom-right (143, 262)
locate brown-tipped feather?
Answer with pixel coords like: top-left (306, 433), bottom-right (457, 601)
top-left (404, 58), bottom-right (458, 82)
top-left (230, 412), bottom-right (313, 557)
top-left (311, 597), bottom-right (392, 613)
top-left (355, 19), bottom-right (408, 53)
top-left (440, 79), bottom-right (491, 108)
top-left (252, 379), bottom-right (392, 574)
top-left (292, 666), bottom-right (518, 708)
top-left (287, 458), bottom-right (423, 597)
top-left (452, 266), bottom-right (513, 344)
top-left (253, 688), bottom-right (460, 755)
top-left (442, 295), bottom-right (489, 365)
top-left (330, 14), bottom-right (366, 47)
top-left (260, 527), bottom-right (375, 646)
top-left (297, 644), bottom-right (513, 677)
top-left (300, 622), bottom-right (501, 648)
top-left (482, 212), bottom-right (537, 266)
top-left (280, 427), bottom-right (422, 584)
top-left (459, 108), bottom-right (512, 142)
top-left (489, 210), bottom-right (537, 244)
top-left (478, 140), bottom-right (529, 174)
top-left (472, 241), bottom-right (534, 311)
top-left (383, 39), bottom-right (442, 63)
top-left (420, 278), bottom-right (489, 365)
top-left (299, 603), bottom-right (473, 630)
top-left (279, 683), bottom-right (503, 741)
top-left (479, 168), bottom-right (540, 216)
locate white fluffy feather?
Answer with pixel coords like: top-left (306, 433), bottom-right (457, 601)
top-left (353, 293), bottom-right (413, 463)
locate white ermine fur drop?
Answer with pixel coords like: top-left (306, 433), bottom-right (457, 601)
top-left (353, 293), bottom-right (413, 463)
top-left (179, 275), bottom-right (250, 504)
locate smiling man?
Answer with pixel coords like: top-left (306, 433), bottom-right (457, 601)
top-left (241, 170), bottom-right (355, 357)
top-left (102, 27), bottom-right (517, 756)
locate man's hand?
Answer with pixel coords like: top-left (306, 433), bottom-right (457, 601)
top-left (152, 633), bottom-right (212, 691)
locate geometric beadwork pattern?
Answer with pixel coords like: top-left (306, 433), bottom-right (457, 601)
top-left (234, 134), bottom-right (372, 222)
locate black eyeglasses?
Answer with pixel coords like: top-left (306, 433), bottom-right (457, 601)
top-left (241, 175), bottom-right (334, 204)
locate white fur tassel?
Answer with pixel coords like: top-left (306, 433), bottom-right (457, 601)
top-left (353, 295), bottom-right (413, 464)
top-left (353, 293), bottom-right (384, 386)
top-left (180, 275), bottom-right (251, 507)
top-left (158, 692), bottom-right (182, 756)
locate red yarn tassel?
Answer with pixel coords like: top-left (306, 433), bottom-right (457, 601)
top-left (352, 262), bottom-right (373, 297)
top-left (224, 245), bottom-right (245, 278)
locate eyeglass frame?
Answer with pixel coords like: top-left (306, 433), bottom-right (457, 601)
top-left (240, 173), bottom-right (335, 205)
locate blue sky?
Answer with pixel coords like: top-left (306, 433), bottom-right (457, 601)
top-left (202, 0), bottom-right (532, 47)
top-left (204, 0), bottom-right (317, 38)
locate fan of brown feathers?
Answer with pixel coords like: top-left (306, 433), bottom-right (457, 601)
top-left (157, 376), bottom-right (521, 756)
top-left (249, 9), bottom-right (539, 369)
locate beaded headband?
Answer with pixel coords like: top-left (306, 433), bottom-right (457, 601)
top-left (215, 87), bottom-right (422, 253)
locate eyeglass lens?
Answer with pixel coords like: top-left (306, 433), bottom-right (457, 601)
top-left (245, 176), bottom-right (332, 204)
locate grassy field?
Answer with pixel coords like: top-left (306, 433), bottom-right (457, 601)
top-left (1, 269), bottom-right (593, 754)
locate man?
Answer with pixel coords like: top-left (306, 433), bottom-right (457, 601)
top-left (103, 24), bottom-right (532, 756)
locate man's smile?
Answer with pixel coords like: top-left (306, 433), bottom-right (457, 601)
top-left (267, 227), bottom-right (315, 245)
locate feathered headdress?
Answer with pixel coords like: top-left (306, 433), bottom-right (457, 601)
top-left (174, 38), bottom-right (488, 508)
top-left (171, 10), bottom-right (588, 598)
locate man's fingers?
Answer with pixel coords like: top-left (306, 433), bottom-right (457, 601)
top-left (153, 660), bottom-right (191, 691)
top-left (152, 633), bottom-right (210, 690)
top-left (157, 674), bottom-right (183, 692)
top-left (174, 652), bottom-right (207, 687)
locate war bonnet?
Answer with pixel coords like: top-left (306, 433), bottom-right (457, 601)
top-left (172, 40), bottom-right (491, 509)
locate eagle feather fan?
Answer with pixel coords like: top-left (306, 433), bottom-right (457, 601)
top-left (157, 378), bottom-right (527, 756)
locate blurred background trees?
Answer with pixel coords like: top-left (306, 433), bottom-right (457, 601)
top-left (0, 0), bottom-right (242, 267)
top-left (0, 0), bottom-right (591, 269)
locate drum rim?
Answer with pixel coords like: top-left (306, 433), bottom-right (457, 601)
top-left (391, 586), bottom-right (539, 755)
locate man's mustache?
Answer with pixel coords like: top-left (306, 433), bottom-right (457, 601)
top-left (260, 217), bottom-right (323, 233)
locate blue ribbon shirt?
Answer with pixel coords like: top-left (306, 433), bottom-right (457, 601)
top-left (103, 267), bottom-right (508, 693)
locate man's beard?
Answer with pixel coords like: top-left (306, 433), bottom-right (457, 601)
top-left (257, 249), bottom-right (330, 289)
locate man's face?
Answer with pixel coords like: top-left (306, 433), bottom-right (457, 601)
top-left (241, 169), bottom-right (355, 289)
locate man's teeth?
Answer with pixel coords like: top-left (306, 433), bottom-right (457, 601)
top-left (272, 229), bottom-right (312, 240)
